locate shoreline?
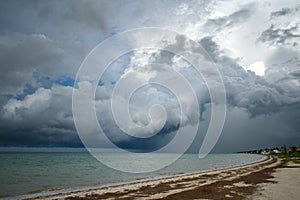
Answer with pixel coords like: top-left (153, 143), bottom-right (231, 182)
top-left (0, 153), bottom-right (265, 200)
top-left (23, 155), bottom-right (277, 200)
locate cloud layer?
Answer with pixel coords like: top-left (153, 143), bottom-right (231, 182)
top-left (0, 0), bottom-right (299, 152)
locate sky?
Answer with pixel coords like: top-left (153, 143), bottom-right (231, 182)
top-left (0, 0), bottom-right (299, 153)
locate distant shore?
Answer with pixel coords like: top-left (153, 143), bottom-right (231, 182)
top-left (25, 155), bottom-right (289, 200)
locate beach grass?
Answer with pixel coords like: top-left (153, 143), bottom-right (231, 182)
top-left (274, 152), bottom-right (300, 164)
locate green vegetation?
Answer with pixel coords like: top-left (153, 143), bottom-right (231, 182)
top-left (274, 152), bottom-right (300, 164)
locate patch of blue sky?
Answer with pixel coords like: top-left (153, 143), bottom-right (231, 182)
top-left (32, 71), bottom-right (76, 89)
top-left (16, 73), bottom-right (76, 100)
top-left (54, 75), bottom-right (75, 87)
top-left (32, 71), bottom-right (52, 89)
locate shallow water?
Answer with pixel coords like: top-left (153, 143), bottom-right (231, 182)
top-left (0, 151), bottom-right (264, 198)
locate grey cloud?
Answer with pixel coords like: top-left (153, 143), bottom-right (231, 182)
top-left (258, 24), bottom-right (300, 46)
top-left (0, 0), bottom-right (109, 38)
top-left (270, 6), bottom-right (299, 19)
top-left (65, 1), bottom-right (108, 33)
top-left (0, 34), bottom-right (63, 71)
top-left (188, 103), bottom-right (300, 153)
top-left (0, 0), bottom-right (109, 94)
top-left (93, 66), bottom-right (191, 150)
top-left (204, 7), bottom-right (252, 32)
top-left (199, 37), bottom-right (299, 117)
top-left (34, 0), bottom-right (109, 34)
top-left (212, 105), bottom-right (300, 153)
top-left (264, 48), bottom-right (300, 87)
top-left (290, 70), bottom-right (300, 78)
top-left (270, 8), bottom-right (292, 18)
top-left (95, 32), bottom-right (299, 150)
top-left (0, 33), bottom-right (65, 95)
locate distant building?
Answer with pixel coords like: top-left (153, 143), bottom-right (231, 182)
top-left (273, 149), bottom-right (280, 154)
top-left (249, 145), bottom-right (300, 155)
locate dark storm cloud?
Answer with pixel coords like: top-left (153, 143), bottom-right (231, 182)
top-left (106, 122), bottom-right (180, 152)
top-left (0, 0), bottom-right (299, 152)
top-left (258, 24), bottom-right (300, 46)
top-left (0, 128), bottom-right (82, 147)
top-left (211, 104), bottom-right (300, 153)
top-left (0, 86), bottom-right (79, 147)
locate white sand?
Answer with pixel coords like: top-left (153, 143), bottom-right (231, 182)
top-left (251, 162), bottom-right (300, 200)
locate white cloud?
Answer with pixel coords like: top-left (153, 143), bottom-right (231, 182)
top-left (4, 88), bottom-right (51, 119)
top-left (247, 61), bottom-right (266, 76)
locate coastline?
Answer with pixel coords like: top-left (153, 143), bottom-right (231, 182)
top-left (23, 155), bottom-right (280, 200)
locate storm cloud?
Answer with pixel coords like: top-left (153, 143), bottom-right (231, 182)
top-left (0, 0), bottom-right (299, 152)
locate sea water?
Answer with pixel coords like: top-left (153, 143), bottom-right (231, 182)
top-left (0, 150), bottom-right (265, 198)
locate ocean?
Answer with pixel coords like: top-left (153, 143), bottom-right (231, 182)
top-left (0, 151), bottom-right (265, 199)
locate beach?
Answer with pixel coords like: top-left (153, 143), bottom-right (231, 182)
top-left (24, 155), bottom-right (300, 200)
top-left (251, 161), bottom-right (300, 200)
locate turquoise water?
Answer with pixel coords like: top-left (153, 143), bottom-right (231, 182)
top-left (0, 152), bottom-right (264, 198)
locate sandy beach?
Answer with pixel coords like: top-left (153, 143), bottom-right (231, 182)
top-left (250, 161), bottom-right (300, 200)
top-left (24, 155), bottom-right (300, 200)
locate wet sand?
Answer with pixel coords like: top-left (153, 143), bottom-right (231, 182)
top-left (28, 155), bottom-right (289, 200)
